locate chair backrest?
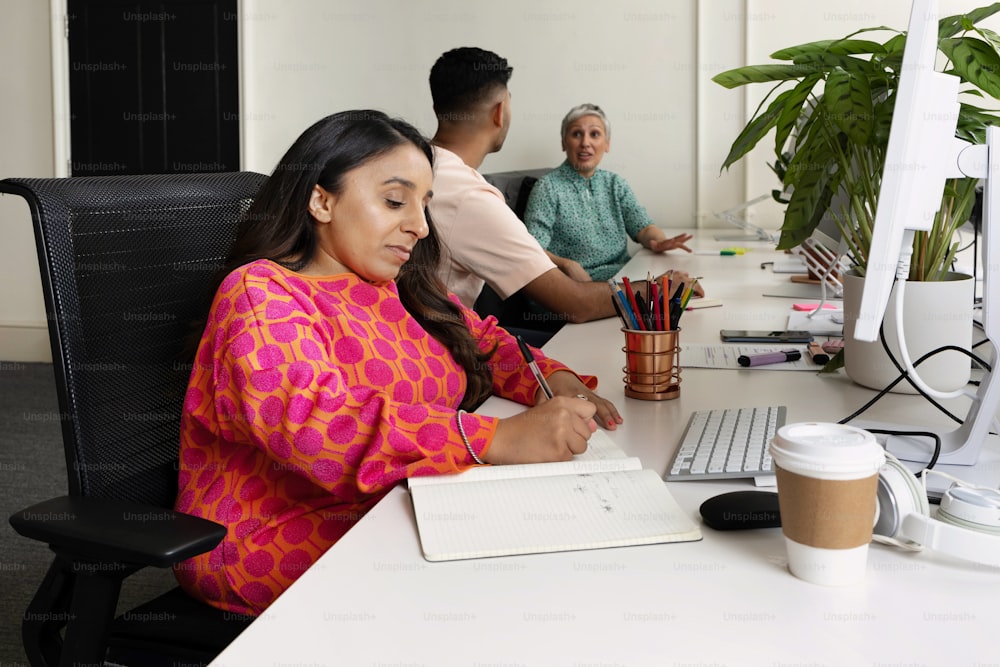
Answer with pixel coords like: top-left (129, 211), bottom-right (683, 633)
top-left (0, 172), bottom-right (267, 508)
top-left (482, 168), bottom-right (550, 221)
top-left (474, 168), bottom-right (550, 324)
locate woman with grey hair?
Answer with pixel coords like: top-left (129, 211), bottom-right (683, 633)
top-left (525, 103), bottom-right (694, 283)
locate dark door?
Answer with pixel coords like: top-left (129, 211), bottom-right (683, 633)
top-left (68, 0), bottom-right (239, 176)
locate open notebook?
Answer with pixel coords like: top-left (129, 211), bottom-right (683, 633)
top-left (408, 430), bottom-right (702, 562)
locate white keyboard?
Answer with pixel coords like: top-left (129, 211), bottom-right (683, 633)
top-left (664, 406), bottom-right (786, 485)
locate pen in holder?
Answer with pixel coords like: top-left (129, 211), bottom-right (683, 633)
top-left (609, 274), bottom-right (685, 400)
top-left (621, 327), bottom-right (681, 400)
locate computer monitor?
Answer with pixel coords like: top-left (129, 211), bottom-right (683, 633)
top-left (853, 0), bottom-right (965, 342)
top-left (852, 0), bottom-right (1000, 466)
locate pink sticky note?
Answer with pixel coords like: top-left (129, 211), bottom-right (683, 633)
top-left (792, 303), bottom-right (839, 311)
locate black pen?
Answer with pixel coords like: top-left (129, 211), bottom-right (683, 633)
top-left (669, 282), bottom-right (685, 330)
top-left (634, 291), bottom-right (653, 330)
top-left (516, 335), bottom-right (554, 399)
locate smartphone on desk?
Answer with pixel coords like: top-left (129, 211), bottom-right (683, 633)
top-left (720, 330), bottom-right (814, 343)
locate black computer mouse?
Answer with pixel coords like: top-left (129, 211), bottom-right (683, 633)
top-left (699, 490), bottom-right (782, 530)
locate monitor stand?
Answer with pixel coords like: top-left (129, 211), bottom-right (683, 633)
top-left (850, 128), bottom-right (1000, 468)
top-left (714, 231), bottom-right (774, 242)
top-left (713, 194), bottom-right (778, 243)
top-left (858, 426), bottom-right (1000, 499)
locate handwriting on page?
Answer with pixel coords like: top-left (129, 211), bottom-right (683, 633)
top-left (572, 472), bottom-right (628, 514)
top-left (411, 469), bottom-right (701, 561)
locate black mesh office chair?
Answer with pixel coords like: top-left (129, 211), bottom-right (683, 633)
top-left (1, 172), bottom-right (267, 667)
top-left (475, 169), bottom-right (562, 346)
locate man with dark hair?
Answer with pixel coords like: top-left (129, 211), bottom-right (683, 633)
top-left (429, 46), bottom-right (513, 120)
top-left (427, 47), bottom-right (694, 327)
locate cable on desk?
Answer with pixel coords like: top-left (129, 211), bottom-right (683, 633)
top-left (966, 338), bottom-right (992, 387)
top-left (837, 362), bottom-right (944, 475)
top-left (865, 427), bottom-right (942, 473)
top-left (876, 321), bottom-right (991, 415)
top-left (837, 349), bottom-right (951, 424)
top-left (837, 323), bottom-right (995, 475)
top-left (840, 342), bottom-right (988, 426)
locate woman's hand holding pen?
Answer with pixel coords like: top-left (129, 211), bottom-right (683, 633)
top-left (514, 336), bottom-right (622, 430)
top-left (495, 337), bottom-right (621, 464)
top-left (542, 370), bottom-right (622, 431)
top-left (487, 397), bottom-right (598, 464)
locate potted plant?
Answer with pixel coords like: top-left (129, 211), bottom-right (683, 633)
top-left (713, 4), bottom-right (1000, 256)
top-left (712, 4), bottom-right (1000, 388)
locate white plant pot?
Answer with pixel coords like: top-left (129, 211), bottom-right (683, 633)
top-left (841, 271), bottom-right (973, 394)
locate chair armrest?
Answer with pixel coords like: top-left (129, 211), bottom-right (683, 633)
top-left (9, 495), bottom-right (226, 568)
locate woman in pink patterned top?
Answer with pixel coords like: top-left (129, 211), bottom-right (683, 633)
top-left (174, 110), bottom-right (623, 615)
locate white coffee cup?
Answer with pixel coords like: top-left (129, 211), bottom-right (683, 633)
top-left (770, 422), bottom-right (886, 586)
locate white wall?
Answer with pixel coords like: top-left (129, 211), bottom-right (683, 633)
top-left (0, 0), bottom-right (54, 362)
top-left (239, 0), bottom-right (727, 229)
top-left (2, 0), bottom-right (997, 360)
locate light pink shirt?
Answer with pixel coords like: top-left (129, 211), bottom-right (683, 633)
top-left (429, 147), bottom-right (557, 308)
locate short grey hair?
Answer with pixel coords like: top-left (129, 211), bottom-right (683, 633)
top-left (560, 103), bottom-right (610, 141)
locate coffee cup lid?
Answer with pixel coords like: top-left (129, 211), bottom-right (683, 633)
top-left (770, 422), bottom-right (885, 480)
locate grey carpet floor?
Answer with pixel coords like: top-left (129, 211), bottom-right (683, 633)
top-left (0, 362), bottom-right (176, 665)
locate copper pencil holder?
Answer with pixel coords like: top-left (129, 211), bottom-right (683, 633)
top-left (621, 328), bottom-right (681, 400)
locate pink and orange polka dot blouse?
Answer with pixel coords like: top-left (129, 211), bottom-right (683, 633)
top-left (174, 260), bottom-right (594, 614)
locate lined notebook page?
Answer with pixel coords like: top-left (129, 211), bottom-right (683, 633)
top-left (408, 430), bottom-right (637, 488)
top-left (411, 468), bottom-right (702, 562)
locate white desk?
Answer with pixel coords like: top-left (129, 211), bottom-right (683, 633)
top-left (211, 235), bottom-right (1000, 666)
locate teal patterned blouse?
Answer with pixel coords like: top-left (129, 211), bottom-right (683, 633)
top-left (524, 161), bottom-right (654, 282)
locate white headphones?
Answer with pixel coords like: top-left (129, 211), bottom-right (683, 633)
top-left (873, 452), bottom-right (1000, 567)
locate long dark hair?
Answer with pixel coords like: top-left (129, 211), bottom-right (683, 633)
top-left (209, 110), bottom-right (495, 410)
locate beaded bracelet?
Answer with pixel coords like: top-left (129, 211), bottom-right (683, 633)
top-left (456, 409), bottom-right (485, 465)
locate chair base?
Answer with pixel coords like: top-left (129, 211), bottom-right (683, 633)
top-left (107, 587), bottom-right (252, 666)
